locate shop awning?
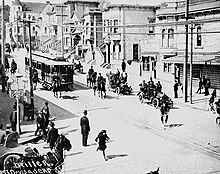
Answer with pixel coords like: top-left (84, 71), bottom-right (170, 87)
top-left (162, 55), bottom-right (220, 65)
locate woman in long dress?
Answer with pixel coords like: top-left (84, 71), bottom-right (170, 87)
top-left (95, 130), bottom-right (110, 161)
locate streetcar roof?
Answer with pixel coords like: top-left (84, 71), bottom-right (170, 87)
top-left (28, 55), bottom-right (75, 66)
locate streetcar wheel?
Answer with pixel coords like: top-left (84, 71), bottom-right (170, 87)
top-left (3, 154), bottom-right (21, 170)
top-left (216, 117), bottom-right (220, 127)
top-left (152, 98), bottom-right (159, 108)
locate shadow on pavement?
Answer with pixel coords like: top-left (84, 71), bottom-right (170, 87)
top-left (61, 95), bottom-right (79, 100)
top-left (164, 123), bottom-right (183, 129)
top-left (66, 151), bottom-right (83, 157)
top-left (106, 154), bottom-right (128, 159)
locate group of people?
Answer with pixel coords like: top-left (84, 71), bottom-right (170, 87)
top-left (35, 102), bottom-right (59, 150)
top-left (80, 110), bottom-right (110, 161)
top-left (196, 76), bottom-right (211, 96)
top-left (139, 77), bottom-right (162, 97)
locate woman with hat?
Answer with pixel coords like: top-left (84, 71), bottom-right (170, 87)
top-left (95, 130), bottom-right (110, 161)
top-left (47, 121), bottom-right (59, 150)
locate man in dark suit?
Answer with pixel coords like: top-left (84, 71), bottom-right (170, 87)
top-left (41, 101), bottom-right (50, 129)
top-left (47, 122), bottom-right (59, 150)
top-left (80, 110), bottom-right (90, 147)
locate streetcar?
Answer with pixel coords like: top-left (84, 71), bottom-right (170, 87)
top-left (25, 52), bottom-right (75, 91)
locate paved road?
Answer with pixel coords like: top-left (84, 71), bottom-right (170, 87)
top-left (8, 49), bottom-right (220, 174)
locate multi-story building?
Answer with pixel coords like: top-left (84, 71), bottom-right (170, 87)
top-left (9, 0), bottom-right (47, 47)
top-left (156, 0), bottom-right (220, 88)
top-left (81, 7), bottom-right (103, 64)
top-left (101, 4), bottom-right (156, 76)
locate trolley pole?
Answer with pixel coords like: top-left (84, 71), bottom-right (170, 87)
top-left (184, 0), bottom-right (189, 102)
top-left (1, 0), bottom-right (6, 93)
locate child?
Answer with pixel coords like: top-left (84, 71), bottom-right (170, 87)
top-left (95, 130), bottom-right (110, 161)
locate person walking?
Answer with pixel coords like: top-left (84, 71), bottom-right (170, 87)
top-left (41, 101), bottom-right (50, 129)
top-left (80, 110), bottom-right (90, 147)
top-left (35, 110), bottom-right (47, 138)
top-left (0, 123), bottom-right (6, 145)
top-left (121, 59), bottom-right (126, 72)
top-left (173, 80), bottom-right (179, 98)
top-left (196, 78), bottom-right (203, 94)
top-left (204, 78), bottom-right (211, 96)
top-left (95, 130), bottom-right (110, 161)
top-left (160, 102), bottom-right (170, 126)
top-left (46, 122), bottom-right (59, 150)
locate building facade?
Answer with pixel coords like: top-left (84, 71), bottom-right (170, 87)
top-left (156, 0), bottom-right (220, 88)
top-left (9, 0), bottom-right (47, 47)
top-left (102, 4), bottom-right (156, 76)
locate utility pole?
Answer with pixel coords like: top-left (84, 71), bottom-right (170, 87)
top-left (16, 11), bottom-right (19, 51)
top-left (1, 0), bottom-right (6, 92)
top-left (61, 5), bottom-right (64, 59)
top-left (184, 0), bottom-right (189, 102)
top-left (190, 24), bottom-right (194, 104)
top-left (20, 19), bottom-right (35, 120)
top-left (28, 21), bottom-right (34, 120)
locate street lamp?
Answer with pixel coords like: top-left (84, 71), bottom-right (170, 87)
top-left (8, 72), bottom-right (26, 135)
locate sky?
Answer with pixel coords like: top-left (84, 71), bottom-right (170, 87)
top-left (3, 0), bottom-right (168, 6)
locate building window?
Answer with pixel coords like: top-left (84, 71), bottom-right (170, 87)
top-left (109, 20), bottom-right (113, 33)
top-left (133, 44), bottom-right (139, 61)
top-left (163, 63), bottom-right (172, 73)
top-left (143, 56), bottom-right (150, 71)
top-left (196, 26), bottom-right (202, 47)
top-left (113, 19), bottom-right (118, 33)
top-left (162, 29), bottom-right (166, 47)
top-left (18, 7), bottom-right (21, 11)
top-left (168, 28), bottom-right (174, 47)
top-left (149, 26), bottom-right (154, 34)
top-left (32, 27), bottom-right (35, 32)
top-left (45, 27), bottom-right (47, 33)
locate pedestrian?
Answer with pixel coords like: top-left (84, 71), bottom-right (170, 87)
top-left (33, 68), bottom-right (38, 90)
top-left (10, 59), bottom-right (17, 74)
top-left (41, 101), bottom-right (50, 129)
top-left (160, 102), bottom-right (170, 126)
top-left (35, 110), bottom-right (47, 138)
top-left (156, 81), bottom-right (162, 93)
top-left (46, 122), bottom-right (59, 150)
top-left (80, 110), bottom-right (90, 147)
top-left (121, 59), bottom-right (126, 72)
top-left (196, 78), bottom-right (203, 94)
top-left (9, 108), bottom-right (17, 132)
top-left (173, 80), bottom-right (179, 98)
top-left (204, 78), bottom-right (211, 96)
top-left (215, 99), bottom-right (220, 115)
top-left (0, 123), bottom-right (6, 145)
top-left (202, 76), bottom-right (207, 90)
top-left (209, 95), bottom-right (215, 112)
top-left (95, 130), bottom-right (110, 161)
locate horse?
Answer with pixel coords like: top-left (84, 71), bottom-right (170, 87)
top-left (87, 72), bottom-right (97, 88)
top-left (97, 78), bottom-right (106, 99)
top-left (52, 76), bottom-right (62, 98)
top-left (45, 134), bottom-right (72, 174)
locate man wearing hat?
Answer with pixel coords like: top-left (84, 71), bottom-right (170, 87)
top-left (47, 122), bottom-right (59, 150)
top-left (80, 110), bottom-right (90, 147)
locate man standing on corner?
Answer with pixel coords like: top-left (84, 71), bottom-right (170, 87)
top-left (121, 59), bottom-right (126, 72)
top-left (80, 110), bottom-right (90, 147)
